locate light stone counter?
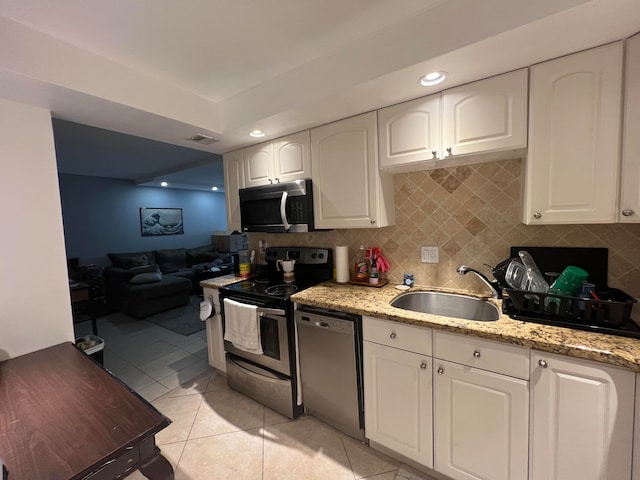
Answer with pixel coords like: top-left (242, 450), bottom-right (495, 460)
top-left (200, 274), bottom-right (244, 289)
top-left (291, 280), bottom-right (640, 372)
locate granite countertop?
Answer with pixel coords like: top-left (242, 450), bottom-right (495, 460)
top-left (200, 274), bottom-right (245, 289)
top-left (291, 281), bottom-right (640, 372)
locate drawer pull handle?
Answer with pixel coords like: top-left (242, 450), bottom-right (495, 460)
top-left (389, 332), bottom-right (397, 339)
top-left (437, 366), bottom-right (444, 375)
top-left (420, 362), bottom-right (427, 370)
top-left (473, 350), bottom-right (481, 358)
top-left (538, 359), bottom-right (548, 368)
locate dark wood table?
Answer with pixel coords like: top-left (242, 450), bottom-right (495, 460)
top-left (0, 343), bottom-right (174, 479)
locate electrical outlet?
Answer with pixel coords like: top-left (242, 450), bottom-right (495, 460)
top-left (421, 246), bottom-right (439, 263)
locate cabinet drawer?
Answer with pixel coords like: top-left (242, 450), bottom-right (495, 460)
top-left (433, 330), bottom-right (529, 379)
top-left (363, 316), bottom-right (432, 356)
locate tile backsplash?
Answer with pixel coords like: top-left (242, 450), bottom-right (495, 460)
top-left (249, 159), bottom-right (640, 299)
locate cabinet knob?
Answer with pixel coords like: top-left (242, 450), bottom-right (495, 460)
top-left (437, 366), bottom-right (444, 375)
top-left (533, 212), bottom-right (542, 219)
top-left (473, 350), bottom-right (481, 358)
top-left (622, 209), bottom-right (635, 217)
top-left (274, 178), bottom-right (280, 183)
top-left (268, 178), bottom-right (273, 184)
top-left (389, 332), bottom-right (397, 339)
top-left (446, 147), bottom-right (452, 156)
top-left (432, 150), bottom-right (438, 159)
top-left (420, 362), bottom-right (427, 370)
top-left (370, 219), bottom-right (376, 224)
top-left (538, 359), bottom-right (548, 368)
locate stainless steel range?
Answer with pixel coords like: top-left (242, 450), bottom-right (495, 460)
top-left (218, 246), bottom-right (332, 418)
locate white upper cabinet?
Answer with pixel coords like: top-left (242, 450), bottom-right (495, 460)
top-left (223, 149), bottom-right (244, 232)
top-left (378, 94), bottom-right (441, 172)
top-left (378, 69), bottom-right (527, 173)
top-left (243, 141), bottom-right (274, 187)
top-left (311, 112), bottom-right (395, 229)
top-left (530, 350), bottom-right (634, 480)
top-left (620, 33), bottom-right (640, 222)
top-left (524, 42), bottom-right (624, 224)
top-left (441, 68), bottom-right (528, 159)
top-left (272, 131), bottom-right (312, 183)
top-left (243, 131), bottom-right (311, 187)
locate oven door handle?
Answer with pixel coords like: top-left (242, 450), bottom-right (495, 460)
top-left (258, 307), bottom-right (286, 317)
top-left (280, 191), bottom-right (291, 231)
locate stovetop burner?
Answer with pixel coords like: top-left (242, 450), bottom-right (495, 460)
top-left (266, 284), bottom-right (298, 296)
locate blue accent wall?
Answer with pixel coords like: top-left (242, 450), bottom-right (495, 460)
top-left (58, 174), bottom-right (227, 266)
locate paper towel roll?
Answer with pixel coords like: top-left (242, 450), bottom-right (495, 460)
top-left (335, 245), bottom-right (350, 283)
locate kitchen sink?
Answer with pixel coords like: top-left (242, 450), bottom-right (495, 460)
top-left (390, 291), bottom-right (500, 321)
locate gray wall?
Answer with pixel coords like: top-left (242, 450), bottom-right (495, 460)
top-left (58, 174), bottom-right (227, 266)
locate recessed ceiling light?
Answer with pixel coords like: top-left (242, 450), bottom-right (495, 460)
top-left (160, 181), bottom-right (168, 187)
top-left (211, 186), bottom-right (218, 191)
top-left (249, 130), bottom-right (265, 138)
top-left (419, 71), bottom-right (447, 87)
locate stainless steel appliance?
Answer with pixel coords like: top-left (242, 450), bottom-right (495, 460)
top-left (501, 246), bottom-right (640, 338)
top-left (295, 305), bottom-right (364, 440)
top-left (239, 179), bottom-right (315, 233)
top-left (219, 246), bottom-right (332, 418)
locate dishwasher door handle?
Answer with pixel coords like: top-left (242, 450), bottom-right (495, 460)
top-left (314, 321), bottom-right (331, 328)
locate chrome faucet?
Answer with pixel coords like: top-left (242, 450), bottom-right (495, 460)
top-left (457, 265), bottom-right (502, 299)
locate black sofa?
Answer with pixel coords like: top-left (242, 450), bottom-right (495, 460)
top-left (104, 245), bottom-right (233, 318)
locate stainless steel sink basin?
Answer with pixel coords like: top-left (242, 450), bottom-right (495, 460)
top-left (390, 291), bottom-right (500, 321)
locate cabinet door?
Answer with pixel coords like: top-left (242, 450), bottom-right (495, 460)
top-left (363, 340), bottom-right (433, 468)
top-left (530, 350), bottom-right (634, 480)
top-left (620, 33), bottom-right (640, 222)
top-left (243, 142), bottom-right (274, 187)
top-left (204, 288), bottom-right (226, 372)
top-left (433, 359), bottom-right (529, 480)
top-left (223, 150), bottom-right (244, 232)
top-left (441, 69), bottom-right (527, 158)
top-left (524, 42), bottom-right (623, 224)
top-left (273, 131), bottom-right (311, 183)
top-left (311, 112), bottom-right (393, 228)
top-left (378, 94), bottom-right (441, 172)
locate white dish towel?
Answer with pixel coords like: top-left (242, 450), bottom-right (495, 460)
top-left (223, 298), bottom-right (263, 355)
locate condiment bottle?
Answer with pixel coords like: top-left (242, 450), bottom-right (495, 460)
top-left (354, 245), bottom-right (369, 281)
top-left (369, 255), bottom-right (379, 285)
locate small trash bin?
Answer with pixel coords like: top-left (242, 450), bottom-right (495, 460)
top-left (75, 335), bottom-right (104, 365)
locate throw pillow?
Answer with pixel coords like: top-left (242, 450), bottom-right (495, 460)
top-left (107, 251), bottom-right (156, 269)
top-left (128, 264), bottom-right (159, 275)
top-left (127, 255), bottom-right (148, 268)
top-left (129, 271), bottom-right (163, 284)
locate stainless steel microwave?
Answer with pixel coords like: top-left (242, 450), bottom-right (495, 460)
top-left (239, 179), bottom-right (315, 233)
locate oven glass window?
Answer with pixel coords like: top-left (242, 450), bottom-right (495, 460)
top-left (260, 315), bottom-right (280, 360)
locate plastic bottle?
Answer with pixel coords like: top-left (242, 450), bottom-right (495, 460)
top-left (354, 245), bottom-right (369, 281)
top-left (369, 255), bottom-right (379, 285)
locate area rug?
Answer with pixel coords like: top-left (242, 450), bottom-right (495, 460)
top-left (145, 295), bottom-right (205, 336)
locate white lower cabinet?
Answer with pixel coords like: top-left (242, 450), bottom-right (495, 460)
top-left (530, 350), bottom-right (635, 480)
top-left (433, 332), bottom-right (529, 480)
top-left (203, 287), bottom-right (226, 372)
top-left (363, 317), bottom-right (433, 467)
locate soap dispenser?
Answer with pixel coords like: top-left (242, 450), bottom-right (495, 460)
top-left (354, 245), bottom-right (369, 281)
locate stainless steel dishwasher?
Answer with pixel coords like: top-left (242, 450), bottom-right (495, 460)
top-left (295, 305), bottom-right (364, 440)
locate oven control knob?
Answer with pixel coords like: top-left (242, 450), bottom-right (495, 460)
top-left (319, 253), bottom-right (324, 259)
top-left (311, 253), bottom-right (317, 258)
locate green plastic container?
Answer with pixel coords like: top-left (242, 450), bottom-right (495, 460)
top-left (549, 266), bottom-right (589, 297)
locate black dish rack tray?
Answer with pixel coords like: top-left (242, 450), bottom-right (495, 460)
top-left (503, 288), bottom-right (638, 333)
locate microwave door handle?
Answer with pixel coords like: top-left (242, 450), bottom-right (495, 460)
top-left (280, 191), bottom-right (291, 231)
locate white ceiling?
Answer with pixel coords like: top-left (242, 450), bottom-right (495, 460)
top-left (2, 0), bottom-right (640, 190)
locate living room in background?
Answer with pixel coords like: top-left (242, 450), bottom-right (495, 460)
top-left (58, 174), bottom-right (227, 267)
top-left (140, 207), bottom-right (184, 236)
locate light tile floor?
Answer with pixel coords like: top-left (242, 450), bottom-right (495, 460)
top-left (73, 310), bottom-right (213, 402)
top-left (74, 312), bottom-right (407, 479)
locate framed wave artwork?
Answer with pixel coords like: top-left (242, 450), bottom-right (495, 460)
top-left (140, 207), bottom-right (184, 236)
